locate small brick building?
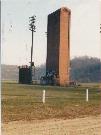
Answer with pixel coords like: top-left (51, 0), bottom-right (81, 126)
top-left (46, 7), bottom-right (71, 86)
top-left (18, 66), bottom-right (31, 84)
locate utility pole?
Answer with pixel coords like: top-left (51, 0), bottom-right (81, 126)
top-left (29, 15), bottom-right (36, 83)
top-left (100, 24), bottom-right (101, 88)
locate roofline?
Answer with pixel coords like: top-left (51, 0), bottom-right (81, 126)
top-left (48, 7), bottom-right (71, 16)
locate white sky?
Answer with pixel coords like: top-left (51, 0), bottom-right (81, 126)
top-left (1, 0), bottom-right (101, 66)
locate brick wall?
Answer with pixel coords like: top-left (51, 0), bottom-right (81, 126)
top-left (46, 7), bottom-right (71, 86)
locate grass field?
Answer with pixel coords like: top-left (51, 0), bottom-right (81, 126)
top-left (2, 82), bottom-right (101, 122)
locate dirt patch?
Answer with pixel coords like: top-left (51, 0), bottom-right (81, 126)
top-left (2, 115), bottom-right (101, 135)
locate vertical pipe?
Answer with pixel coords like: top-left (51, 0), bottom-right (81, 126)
top-left (42, 90), bottom-right (46, 103)
top-left (86, 89), bottom-right (88, 102)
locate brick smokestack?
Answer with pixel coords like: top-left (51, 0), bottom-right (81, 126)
top-left (46, 7), bottom-right (71, 86)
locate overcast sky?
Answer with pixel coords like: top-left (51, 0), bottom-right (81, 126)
top-left (1, 0), bottom-right (101, 66)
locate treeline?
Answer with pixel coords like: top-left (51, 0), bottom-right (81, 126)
top-left (1, 56), bottom-right (101, 82)
top-left (37, 56), bottom-right (101, 83)
top-left (1, 64), bottom-right (19, 81)
top-left (70, 56), bottom-right (101, 82)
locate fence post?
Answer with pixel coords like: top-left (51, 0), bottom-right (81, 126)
top-left (86, 89), bottom-right (88, 102)
top-left (42, 90), bottom-right (45, 103)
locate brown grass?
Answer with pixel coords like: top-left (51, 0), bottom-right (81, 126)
top-left (2, 82), bottom-right (101, 122)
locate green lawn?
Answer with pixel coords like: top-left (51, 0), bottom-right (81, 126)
top-left (2, 82), bottom-right (101, 122)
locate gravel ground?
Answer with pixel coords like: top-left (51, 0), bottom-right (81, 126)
top-left (2, 115), bottom-right (101, 135)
